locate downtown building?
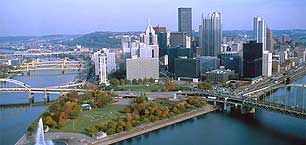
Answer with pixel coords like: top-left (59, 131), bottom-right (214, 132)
top-left (178, 7), bottom-right (192, 36)
top-left (262, 51), bottom-right (272, 77)
top-left (266, 28), bottom-right (274, 52)
top-left (199, 12), bottom-right (222, 57)
top-left (253, 16), bottom-right (267, 51)
top-left (125, 22), bottom-right (160, 80)
top-left (92, 49), bottom-right (117, 84)
top-left (170, 32), bottom-right (191, 48)
top-left (242, 41), bottom-right (263, 78)
top-left (153, 25), bottom-right (168, 57)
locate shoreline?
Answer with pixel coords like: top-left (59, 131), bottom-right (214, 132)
top-left (16, 105), bottom-right (218, 145)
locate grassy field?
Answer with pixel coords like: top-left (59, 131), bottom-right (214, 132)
top-left (114, 85), bottom-right (162, 92)
top-left (52, 104), bottom-right (126, 134)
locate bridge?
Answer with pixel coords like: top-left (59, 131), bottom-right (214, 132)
top-left (0, 51), bottom-right (80, 58)
top-left (9, 58), bottom-right (85, 74)
top-left (178, 83), bottom-right (306, 119)
top-left (0, 78), bottom-right (90, 103)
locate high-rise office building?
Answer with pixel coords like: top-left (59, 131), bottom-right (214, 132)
top-left (262, 51), bottom-right (272, 77)
top-left (199, 12), bottom-right (222, 56)
top-left (178, 8), bottom-right (192, 36)
top-left (253, 16), bottom-right (267, 51)
top-left (140, 21), bottom-right (159, 58)
top-left (170, 32), bottom-right (191, 48)
top-left (266, 28), bottom-right (274, 52)
top-left (243, 41), bottom-right (263, 78)
top-left (167, 47), bottom-right (194, 73)
top-left (157, 32), bottom-right (168, 57)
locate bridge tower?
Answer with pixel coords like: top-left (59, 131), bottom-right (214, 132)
top-left (28, 92), bottom-right (34, 104)
top-left (61, 57), bottom-right (67, 74)
top-left (26, 63), bottom-right (30, 75)
top-left (44, 90), bottom-right (50, 103)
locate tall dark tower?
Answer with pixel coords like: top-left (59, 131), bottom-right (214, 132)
top-left (243, 41), bottom-right (263, 78)
top-left (178, 8), bottom-right (192, 36)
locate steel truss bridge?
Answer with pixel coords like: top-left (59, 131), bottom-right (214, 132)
top-left (0, 79), bottom-right (90, 103)
top-left (9, 59), bottom-right (85, 74)
top-left (178, 84), bottom-right (306, 119)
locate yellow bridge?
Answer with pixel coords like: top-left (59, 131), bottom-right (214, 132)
top-left (9, 59), bottom-right (84, 74)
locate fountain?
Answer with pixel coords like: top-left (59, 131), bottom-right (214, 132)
top-left (35, 118), bottom-right (54, 145)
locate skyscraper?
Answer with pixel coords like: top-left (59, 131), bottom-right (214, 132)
top-left (140, 20), bottom-right (159, 58)
top-left (266, 28), bottom-right (274, 52)
top-left (253, 16), bottom-right (267, 51)
top-left (243, 41), bottom-right (263, 78)
top-left (199, 12), bottom-right (222, 57)
top-left (178, 8), bottom-right (192, 36)
top-left (141, 22), bottom-right (158, 45)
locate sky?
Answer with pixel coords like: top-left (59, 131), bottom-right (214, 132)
top-left (0, 0), bottom-right (305, 36)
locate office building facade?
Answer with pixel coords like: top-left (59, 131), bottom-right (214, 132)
top-left (266, 28), bottom-right (274, 52)
top-left (178, 8), bottom-right (192, 35)
top-left (200, 12), bottom-right (222, 56)
top-left (170, 32), bottom-right (191, 48)
top-left (126, 58), bottom-right (159, 80)
top-left (198, 56), bottom-right (220, 77)
top-left (174, 58), bottom-right (199, 78)
top-left (220, 52), bottom-right (242, 75)
top-left (243, 41), bottom-right (263, 78)
top-left (167, 47), bottom-right (194, 73)
top-left (253, 16), bottom-right (267, 51)
top-left (262, 51), bottom-right (272, 77)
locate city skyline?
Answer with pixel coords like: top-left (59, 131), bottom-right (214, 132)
top-left (0, 0), bottom-right (305, 36)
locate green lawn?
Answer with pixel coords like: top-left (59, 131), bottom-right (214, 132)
top-left (114, 85), bottom-right (162, 92)
top-left (52, 104), bottom-right (126, 134)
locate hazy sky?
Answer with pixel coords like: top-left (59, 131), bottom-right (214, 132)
top-left (0, 0), bottom-right (305, 36)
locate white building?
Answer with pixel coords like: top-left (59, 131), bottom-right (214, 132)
top-left (99, 53), bottom-right (108, 84)
top-left (140, 20), bottom-right (159, 58)
top-left (262, 51), bottom-right (272, 77)
top-left (141, 20), bottom-right (158, 46)
top-left (126, 58), bottom-right (159, 80)
top-left (278, 51), bottom-right (288, 64)
top-left (92, 51), bottom-right (102, 76)
top-left (253, 16), bottom-right (267, 51)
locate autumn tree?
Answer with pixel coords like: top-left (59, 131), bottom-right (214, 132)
top-left (126, 113), bottom-right (133, 121)
top-left (166, 81), bottom-right (176, 91)
top-left (45, 116), bottom-right (56, 128)
top-left (96, 91), bottom-right (112, 108)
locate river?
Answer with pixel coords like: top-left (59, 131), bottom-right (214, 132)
top-left (0, 70), bottom-right (78, 145)
top-left (116, 75), bottom-right (306, 145)
top-left (0, 69), bottom-right (305, 145)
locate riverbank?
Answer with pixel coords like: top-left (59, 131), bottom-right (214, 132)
top-left (16, 104), bottom-right (218, 145)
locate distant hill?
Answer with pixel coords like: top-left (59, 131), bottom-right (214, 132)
top-left (63, 31), bottom-right (140, 48)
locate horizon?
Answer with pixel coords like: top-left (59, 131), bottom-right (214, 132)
top-left (1, 0), bottom-right (305, 36)
top-left (1, 29), bottom-right (306, 37)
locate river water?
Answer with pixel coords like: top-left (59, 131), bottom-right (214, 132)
top-left (116, 76), bottom-right (306, 145)
top-left (0, 68), bottom-right (305, 145)
top-left (0, 70), bottom-right (78, 145)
